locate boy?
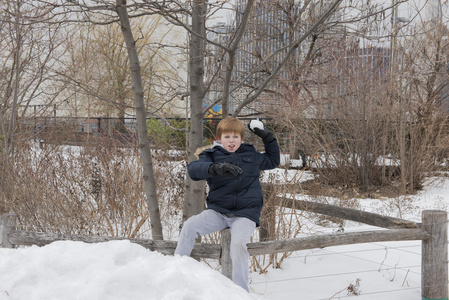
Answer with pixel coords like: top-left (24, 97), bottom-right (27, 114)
top-left (175, 118), bottom-right (280, 292)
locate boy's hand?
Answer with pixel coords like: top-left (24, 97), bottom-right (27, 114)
top-left (208, 163), bottom-right (242, 178)
top-left (248, 121), bottom-right (275, 143)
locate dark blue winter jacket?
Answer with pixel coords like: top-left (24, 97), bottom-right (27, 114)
top-left (187, 139), bottom-right (280, 226)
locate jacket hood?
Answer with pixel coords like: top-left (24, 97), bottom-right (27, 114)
top-left (194, 140), bottom-right (223, 158)
top-left (194, 144), bottom-right (213, 158)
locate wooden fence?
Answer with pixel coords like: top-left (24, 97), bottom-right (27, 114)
top-left (0, 198), bottom-right (447, 299)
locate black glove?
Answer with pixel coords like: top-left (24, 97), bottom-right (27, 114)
top-left (208, 163), bottom-right (242, 178)
top-left (247, 122), bottom-right (275, 143)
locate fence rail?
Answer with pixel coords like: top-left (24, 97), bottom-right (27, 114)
top-left (281, 197), bottom-right (420, 229)
top-left (247, 228), bottom-right (429, 255)
top-left (0, 203), bottom-right (447, 299)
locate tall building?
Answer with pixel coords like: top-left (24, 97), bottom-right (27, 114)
top-left (205, 22), bottom-right (232, 112)
top-left (426, 0), bottom-right (443, 20)
top-left (207, 1), bottom-right (351, 116)
top-left (231, 0), bottom-right (304, 115)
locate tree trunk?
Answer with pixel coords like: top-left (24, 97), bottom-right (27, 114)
top-left (115, 0), bottom-right (163, 240)
top-left (183, 0), bottom-right (208, 222)
top-left (4, 0), bottom-right (22, 160)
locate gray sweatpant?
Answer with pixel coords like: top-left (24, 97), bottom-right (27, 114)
top-left (175, 209), bottom-right (256, 292)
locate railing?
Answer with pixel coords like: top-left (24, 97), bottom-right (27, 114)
top-left (0, 200), bottom-right (447, 299)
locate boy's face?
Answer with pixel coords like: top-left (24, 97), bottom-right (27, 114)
top-left (218, 132), bottom-right (242, 153)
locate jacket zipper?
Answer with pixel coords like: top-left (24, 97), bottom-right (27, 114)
top-left (233, 153), bottom-right (241, 210)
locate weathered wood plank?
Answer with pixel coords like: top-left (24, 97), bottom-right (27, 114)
top-left (8, 228), bottom-right (429, 258)
top-left (0, 214), bottom-right (16, 248)
top-left (247, 229), bottom-right (430, 256)
top-left (421, 210), bottom-right (448, 300)
top-left (220, 229), bottom-right (232, 279)
top-left (7, 230), bottom-right (221, 259)
top-left (281, 197), bottom-right (419, 229)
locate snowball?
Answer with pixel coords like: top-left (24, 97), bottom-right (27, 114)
top-left (249, 120), bottom-right (264, 131)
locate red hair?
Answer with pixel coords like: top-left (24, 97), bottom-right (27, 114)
top-left (216, 118), bottom-right (245, 140)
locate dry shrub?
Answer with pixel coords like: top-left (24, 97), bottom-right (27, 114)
top-left (266, 38), bottom-right (449, 194)
top-left (150, 150), bottom-right (186, 239)
top-left (250, 171), bottom-right (307, 273)
top-left (0, 136), bottom-right (185, 239)
top-left (270, 73), bottom-right (449, 195)
top-left (247, 169), bottom-right (366, 273)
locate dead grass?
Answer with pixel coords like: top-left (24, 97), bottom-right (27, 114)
top-left (299, 178), bottom-right (407, 200)
top-left (297, 165), bottom-right (423, 201)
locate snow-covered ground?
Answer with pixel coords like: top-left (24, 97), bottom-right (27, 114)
top-left (0, 170), bottom-right (448, 300)
top-left (0, 240), bottom-right (258, 300)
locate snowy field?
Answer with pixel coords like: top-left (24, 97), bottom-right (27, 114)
top-left (0, 169), bottom-right (448, 300)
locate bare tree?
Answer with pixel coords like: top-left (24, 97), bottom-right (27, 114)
top-left (58, 0), bottom-right (364, 226)
top-left (61, 17), bottom-right (184, 123)
top-left (163, 0), bottom-right (349, 221)
top-left (17, 0), bottom-right (410, 231)
top-left (114, 0), bottom-right (164, 240)
top-left (229, 0), bottom-right (345, 117)
top-left (47, 0), bottom-right (169, 239)
top-left (268, 1), bottom-right (449, 193)
top-left (0, 0), bottom-right (71, 159)
top-left (392, 8), bottom-right (449, 192)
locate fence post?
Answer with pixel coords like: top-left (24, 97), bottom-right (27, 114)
top-left (422, 210), bottom-right (448, 300)
top-left (221, 228), bottom-right (232, 280)
top-left (0, 214), bottom-right (16, 248)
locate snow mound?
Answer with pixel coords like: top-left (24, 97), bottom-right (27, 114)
top-left (0, 240), bottom-right (261, 300)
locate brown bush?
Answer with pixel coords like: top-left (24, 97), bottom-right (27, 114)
top-left (0, 136), bottom-right (185, 239)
